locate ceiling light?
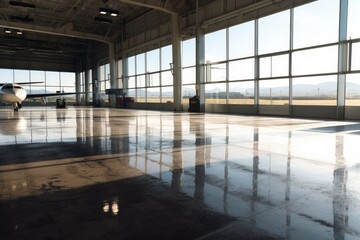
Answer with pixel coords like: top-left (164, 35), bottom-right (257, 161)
top-left (4, 28), bottom-right (11, 34)
top-left (99, 8), bottom-right (119, 17)
top-left (16, 30), bottom-right (22, 35)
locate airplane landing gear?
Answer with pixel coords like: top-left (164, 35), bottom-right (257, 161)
top-left (12, 102), bottom-right (20, 112)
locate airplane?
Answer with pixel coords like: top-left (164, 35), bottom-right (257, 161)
top-left (0, 82), bottom-right (78, 111)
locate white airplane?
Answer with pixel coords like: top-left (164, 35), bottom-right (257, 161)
top-left (0, 82), bottom-right (77, 111)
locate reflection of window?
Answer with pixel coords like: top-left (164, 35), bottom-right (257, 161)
top-left (292, 46), bottom-right (338, 75)
top-left (259, 79), bottom-right (289, 105)
top-left (205, 83), bottom-right (226, 104)
top-left (229, 21), bottom-right (254, 59)
top-left (292, 75), bottom-right (337, 106)
top-left (229, 59), bottom-right (254, 81)
top-left (294, 0), bottom-right (339, 49)
top-left (260, 54), bottom-right (289, 78)
top-left (205, 29), bottom-right (226, 62)
top-left (351, 42), bottom-right (360, 71)
top-left (228, 81), bottom-right (254, 105)
top-left (259, 10), bottom-right (290, 54)
top-left (346, 74), bottom-right (360, 106)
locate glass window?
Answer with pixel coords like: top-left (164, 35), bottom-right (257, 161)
top-left (147, 49), bottom-right (160, 72)
top-left (259, 10), bottom-right (290, 54)
top-left (128, 56), bottom-right (136, 76)
top-left (207, 63), bottom-right (226, 82)
top-left (14, 70), bottom-right (29, 83)
top-left (259, 79), bottom-right (289, 105)
top-left (117, 59), bottom-right (123, 78)
top-left (61, 72), bottom-right (75, 89)
top-left (229, 58), bottom-right (254, 80)
top-left (147, 87), bottom-right (160, 103)
top-left (292, 45), bottom-right (338, 75)
top-left (136, 88), bottom-right (146, 102)
top-left (162, 86), bottom-right (173, 103)
top-left (260, 54), bottom-right (289, 78)
top-left (182, 67), bottom-right (196, 84)
top-left (229, 21), bottom-right (255, 59)
top-left (136, 53), bottom-right (146, 74)
top-left (148, 73), bottom-right (160, 87)
top-left (351, 42), bottom-right (360, 71)
top-left (105, 64), bottom-right (110, 80)
top-left (46, 71), bottom-right (60, 87)
top-left (205, 29), bottom-right (227, 63)
top-left (229, 81), bottom-right (254, 105)
top-left (292, 75), bottom-right (337, 106)
top-left (294, 0), bottom-right (339, 49)
top-left (99, 65), bottom-right (106, 80)
top-left (0, 68), bottom-right (13, 83)
top-left (161, 45), bottom-right (173, 70)
top-left (346, 74), bottom-right (360, 106)
top-left (161, 71), bottom-right (173, 86)
top-left (205, 83), bottom-right (226, 104)
top-left (348, 0), bottom-right (360, 39)
top-left (182, 85), bottom-right (196, 104)
top-left (128, 76), bottom-right (136, 88)
top-left (137, 74), bottom-right (146, 88)
top-left (182, 39), bottom-right (195, 67)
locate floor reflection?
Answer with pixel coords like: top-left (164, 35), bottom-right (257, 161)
top-left (1, 107), bottom-right (360, 239)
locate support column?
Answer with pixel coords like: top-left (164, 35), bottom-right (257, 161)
top-left (196, 0), bottom-right (205, 112)
top-left (254, 19), bottom-right (259, 113)
top-left (109, 42), bottom-right (117, 107)
top-left (337, 0), bottom-right (348, 119)
top-left (172, 13), bottom-right (182, 111)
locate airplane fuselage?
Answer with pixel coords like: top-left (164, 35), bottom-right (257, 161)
top-left (0, 83), bottom-right (27, 111)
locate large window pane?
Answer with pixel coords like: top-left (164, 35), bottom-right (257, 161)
top-left (182, 85), bottom-right (196, 104)
top-left (46, 71), bottom-right (60, 87)
top-left (182, 67), bottom-right (195, 84)
top-left (207, 63), bottom-right (226, 82)
top-left (259, 10), bottom-right (290, 54)
top-left (229, 81), bottom-right (254, 105)
top-left (128, 76), bottom-right (136, 88)
top-left (259, 79), bottom-right (289, 105)
top-left (161, 45), bottom-right (172, 70)
top-left (351, 42), bottom-right (360, 71)
top-left (292, 46), bottom-right (338, 75)
top-left (137, 75), bottom-right (146, 88)
top-left (260, 54), bottom-right (289, 78)
top-left (205, 83), bottom-right (226, 104)
top-left (147, 49), bottom-right (160, 72)
top-left (0, 68), bottom-right (13, 83)
top-left (229, 21), bottom-right (255, 59)
top-left (161, 71), bottom-right (173, 86)
top-left (229, 58), bottom-right (254, 81)
top-left (148, 73), bottom-right (160, 87)
top-left (293, 75), bottom-right (337, 106)
top-left (162, 86), bottom-right (173, 103)
top-left (294, 0), bottom-right (339, 49)
top-left (205, 29), bottom-right (226, 62)
top-left (182, 39), bottom-right (195, 67)
top-left (61, 72), bottom-right (75, 91)
top-left (136, 53), bottom-right (146, 74)
top-left (128, 56), bottom-right (136, 76)
top-left (14, 70), bottom-right (29, 83)
top-left (346, 74), bottom-right (360, 106)
top-left (147, 87), bottom-right (160, 103)
top-left (136, 88), bottom-right (146, 102)
top-left (348, 0), bottom-right (360, 39)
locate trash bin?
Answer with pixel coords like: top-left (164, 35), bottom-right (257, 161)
top-left (56, 99), bottom-right (67, 108)
top-left (188, 96), bottom-right (200, 112)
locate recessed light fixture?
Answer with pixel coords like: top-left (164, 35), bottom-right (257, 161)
top-left (4, 28), bottom-right (11, 34)
top-left (99, 8), bottom-right (119, 17)
top-left (16, 30), bottom-right (22, 35)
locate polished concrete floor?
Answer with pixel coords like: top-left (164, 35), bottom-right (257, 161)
top-left (1, 106), bottom-right (360, 240)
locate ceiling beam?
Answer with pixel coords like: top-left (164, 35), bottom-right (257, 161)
top-left (0, 20), bottom-right (112, 43)
top-left (118, 0), bottom-right (176, 14)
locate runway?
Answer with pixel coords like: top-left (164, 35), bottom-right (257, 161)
top-left (1, 106), bottom-right (360, 239)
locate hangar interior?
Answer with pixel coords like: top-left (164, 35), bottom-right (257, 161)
top-left (1, 0), bottom-right (360, 239)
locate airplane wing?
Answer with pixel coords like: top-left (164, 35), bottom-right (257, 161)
top-left (27, 92), bottom-right (78, 98)
top-left (0, 82), bottom-right (44, 86)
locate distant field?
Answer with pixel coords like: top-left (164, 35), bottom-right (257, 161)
top-left (138, 97), bottom-right (360, 106)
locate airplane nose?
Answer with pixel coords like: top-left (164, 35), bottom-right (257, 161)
top-left (14, 89), bottom-right (27, 101)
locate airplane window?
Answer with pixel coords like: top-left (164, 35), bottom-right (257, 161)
top-left (3, 85), bottom-right (13, 89)
top-left (14, 86), bottom-right (22, 89)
